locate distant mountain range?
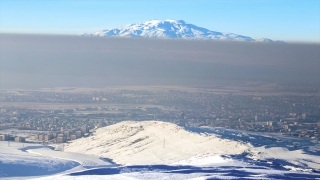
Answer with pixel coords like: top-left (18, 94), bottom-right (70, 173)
top-left (82, 19), bottom-right (284, 42)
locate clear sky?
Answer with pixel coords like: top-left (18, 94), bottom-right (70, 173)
top-left (0, 0), bottom-right (319, 42)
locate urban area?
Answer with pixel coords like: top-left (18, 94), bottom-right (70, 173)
top-left (1, 84), bottom-right (320, 144)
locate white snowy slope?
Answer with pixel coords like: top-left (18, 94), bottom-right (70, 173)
top-left (0, 142), bottom-right (79, 179)
top-left (82, 19), bottom-right (281, 42)
top-left (64, 121), bottom-right (250, 165)
top-left (0, 141), bottom-right (114, 179)
top-left (192, 126), bottom-right (320, 172)
top-left (2, 121), bottom-right (320, 180)
top-left (31, 121), bottom-right (320, 180)
top-left (25, 147), bottom-right (114, 167)
top-left (250, 146), bottom-right (320, 171)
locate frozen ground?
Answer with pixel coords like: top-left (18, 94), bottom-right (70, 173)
top-left (0, 141), bottom-right (113, 179)
top-left (0, 121), bottom-right (319, 179)
top-left (0, 142), bottom-right (78, 179)
top-left (31, 165), bottom-right (320, 180)
top-left (187, 126), bottom-right (320, 171)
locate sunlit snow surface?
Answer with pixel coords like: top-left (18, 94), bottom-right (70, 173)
top-left (1, 122), bottom-right (319, 180)
top-left (84, 19), bottom-right (260, 42)
top-left (0, 143), bottom-right (79, 179)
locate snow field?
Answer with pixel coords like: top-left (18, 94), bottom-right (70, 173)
top-left (1, 121), bottom-right (319, 179)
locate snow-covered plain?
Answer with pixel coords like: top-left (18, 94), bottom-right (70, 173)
top-left (1, 121), bottom-right (319, 179)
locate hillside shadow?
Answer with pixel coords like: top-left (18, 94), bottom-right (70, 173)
top-left (69, 164), bottom-right (320, 179)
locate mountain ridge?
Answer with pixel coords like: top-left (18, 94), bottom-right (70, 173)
top-left (82, 19), bottom-right (284, 42)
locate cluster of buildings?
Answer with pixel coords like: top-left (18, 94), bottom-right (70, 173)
top-left (33, 127), bottom-right (88, 143)
top-left (0, 87), bottom-right (319, 141)
top-left (0, 134), bottom-right (25, 142)
top-left (0, 127), bottom-right (89, 144)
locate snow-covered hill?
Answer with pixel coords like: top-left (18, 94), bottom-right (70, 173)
top-left (64, 121), bottom-right (250, 165)
top-left (1, 121), bottom-right (319, 179)
top-left (82, 19), bottom-right (282, 42)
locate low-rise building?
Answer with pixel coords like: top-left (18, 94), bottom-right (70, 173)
top-left (56, 136), bottom-right (66, 143)
top-left (70, 134), bottom-right (77, 140)
top-left (14, 136), bottom-right (25, 142)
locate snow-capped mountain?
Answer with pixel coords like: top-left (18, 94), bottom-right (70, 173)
top-left (256, 38), bottom-right (285, 43)
top-left (82, 19), bottom-right (281, 42)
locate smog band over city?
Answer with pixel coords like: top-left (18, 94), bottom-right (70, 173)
top-left (1, 34), bottom-right (319, 89)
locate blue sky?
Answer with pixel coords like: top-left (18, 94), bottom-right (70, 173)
top-left (0, 0), bottom-right (319, 42)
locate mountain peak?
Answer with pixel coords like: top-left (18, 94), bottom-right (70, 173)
top-left (83, 19), bottom-right (281, 42)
